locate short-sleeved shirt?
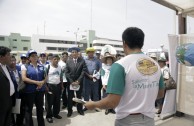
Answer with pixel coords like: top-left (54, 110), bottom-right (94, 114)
top-left (106, 53), bottom-right (164, 119)
top-left (161, 66), bottom-right (169, 79)
top-left (101, 64), bottom-right (111, 86)
top-left (21, 63), bottom-right (46, 93)
top-left (46, 64), bottom-right (62, 84)
top-left (58, 60), bottom-right (67, 82)
top-left (84, 57), bottom-right (101, 75)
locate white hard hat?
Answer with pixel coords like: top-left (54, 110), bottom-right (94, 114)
top-left (150, 53), bottom-right (157, 58)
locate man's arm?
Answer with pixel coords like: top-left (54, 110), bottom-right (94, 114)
top-left (77, 60), bottom-right (87, 83)
top-left (85, 94), bottom-right (121, 110)
top-left (85, 63), bottom-right (125, 110)
top-left (157, 74), bottom-right (165, 99)
top-left (157, 89), bottom-right (164, 99)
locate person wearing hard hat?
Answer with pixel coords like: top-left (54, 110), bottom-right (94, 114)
top-left (21, 49), bottom-right (46, 126)
top-left (83, 47), bottom-right (101, 112)
top-left (65, 47), bottom-right (87, 117)
top-left (39, 52), bottom-right (49, 66)
top-left (101, 54), bottom-right (116, 115)
top-left (18, 54), bottom-right (27, 66)
top-left (149, 53), bottom-right (157, 61)
top-left (95, 51), bottom-right (101, 60)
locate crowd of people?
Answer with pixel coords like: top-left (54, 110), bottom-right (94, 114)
top-left (0, 27), bottom-right (169, 126)
top-left (0, 43), bottom-right (122, 126)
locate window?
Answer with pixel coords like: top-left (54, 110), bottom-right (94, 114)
top-left (39, 39), bottom-right (75, 44)
top-left (13, 39), bottom-right (17, 41)
top-left (47, 47), bottom-right (57, 50)
top-left (23, 47), bottom-right (28, 50)
top-left (58, 47), bottom-right (65, 51)
top-left (21, 40), bottom-right (30, 42)
top-left (0, 37), bottom-right (5, 41)
top-left (12, 46), bottom-right (17, 49)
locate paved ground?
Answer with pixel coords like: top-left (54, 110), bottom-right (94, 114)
top-left (32, 106), bottom-right (194, 126)
top-left (33, 107), bottom-right (115, 126)
top-left (32, 107), bottom-right (162, 126)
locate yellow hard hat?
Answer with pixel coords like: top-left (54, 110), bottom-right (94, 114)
top-left (86, 47), bottom-right (95, 53)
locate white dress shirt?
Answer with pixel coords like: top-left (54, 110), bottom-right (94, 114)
top-left (73, 58), bottom-right (77, 64)
top-left (0, 63), bottom-right (15, 96)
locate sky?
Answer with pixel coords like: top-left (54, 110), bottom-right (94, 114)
top-left (0, 0), bottom-right (194, 51)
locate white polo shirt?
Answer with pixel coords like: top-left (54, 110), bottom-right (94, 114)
top-left (106, 53), bottom-right (164, 119)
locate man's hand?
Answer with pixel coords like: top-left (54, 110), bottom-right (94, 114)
top-left (102, 85), bottom-right (106, 90)
top-left (84, 101), bottom-right (96, 110)
top-left (74, 81), bottom-right (80, 85)
top-left (88, 75), bottom-right (93, 80)
top-left (71, 82), bottom-right (76, 85)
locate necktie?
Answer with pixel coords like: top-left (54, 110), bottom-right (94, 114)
top-left (74, 59), bottom-right (77, 66)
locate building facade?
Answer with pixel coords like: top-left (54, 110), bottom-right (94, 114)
top-left (0, 31), bottom-right (124, 56)
top-left (0, 33), bottom-right (31, 51)
top-left (93, 38), bottom-right (124, 55)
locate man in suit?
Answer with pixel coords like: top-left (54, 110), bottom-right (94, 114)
top-left (65, 47), bottom-right (87, 117)
top-left (0, 46), bottom-right (16, 126)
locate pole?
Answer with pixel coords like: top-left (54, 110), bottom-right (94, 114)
top-left (44, 21), bottom-right (46, 36)
top-left (90, 0), bottom-right (93, 30)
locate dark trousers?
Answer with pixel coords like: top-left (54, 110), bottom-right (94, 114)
top-left (16, 93), bottom-right (26, 126)
top-left (84, 78), bottom-right (99, 101)
top-left (25, 91), bottom-right (45, 126)
top-left (0, 97), bottom-right (12, 126)
top-left (62, 82), bottom-right (68, 107)
top-left (98, 78), bottom-right (102, 100)
top-left (46, 84), bottom-right (62, 118)
top-left (67, 83), bottom-right (83, 112)
top-left (11, 93), bottom-right (26, 126)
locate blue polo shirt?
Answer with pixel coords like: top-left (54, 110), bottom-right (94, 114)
top-left (84, 57), bottom-right (101, 75)
top-left (24, 64), bottom-right (46, 93)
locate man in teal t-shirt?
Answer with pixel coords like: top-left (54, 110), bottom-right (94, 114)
top-left (85, 27), bottom-right (165, 126)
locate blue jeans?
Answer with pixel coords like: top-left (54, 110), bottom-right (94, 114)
top-left (83, 78), bottom-right (99, 101)
top-left (115, 114), bottom-right (154, 126)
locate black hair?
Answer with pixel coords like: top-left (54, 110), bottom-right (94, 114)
top-left (0, 46), bottom-right (11, 57)
top-left (48, 53), bottom-right (53, 57)
top-left (52, 54), bottom-right (59, 59)
top-left (122, 27), bottom-right (144, 49)
top-left (62, 52), bottom-right (68, 56)
top-left (11, 55), bottom-right (16, 59)
top-left (116, 53), bottom-right (121, 58)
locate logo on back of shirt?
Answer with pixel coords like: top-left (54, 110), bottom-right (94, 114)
top-left (136, 58), bottom-right (158, 75)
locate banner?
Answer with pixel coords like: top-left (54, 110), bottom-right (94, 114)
top-left (160, 35), bottom-right (178, 119)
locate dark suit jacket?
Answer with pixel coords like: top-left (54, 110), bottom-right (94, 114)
top-left (65, 57), bottom-right (87, 84)
top-left (0, 66), bottom-right (16, 113)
